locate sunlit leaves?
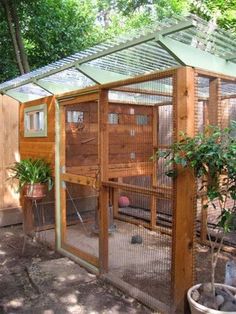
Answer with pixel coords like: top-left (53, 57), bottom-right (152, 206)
top-left (159, 121), bottom-right (236, 233)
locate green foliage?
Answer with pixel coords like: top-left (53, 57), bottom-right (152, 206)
top-left (0, 4), bottom-right (20, 82)
top-left (8, 158), bottom-right (53, 192)
top-left (160, 122), bottom-right (236, 232)
top-left (0, 0), bottom-right (99, 82)
top-left (23, 0), bottom-right (98, 69)
top-left (0, 0), bottom-right (235, 83)
top-left (190, 0), bottom-right (236, 33)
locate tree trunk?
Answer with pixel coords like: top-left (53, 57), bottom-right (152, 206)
top-left (10, 0), bottom-right (30, 73)
top-left (1, 0), bottom-right (24, 74)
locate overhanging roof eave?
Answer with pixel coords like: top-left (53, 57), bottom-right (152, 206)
top-left (156, 35), bottom-right (236, 78)
top-left (0, 20), bottom-right (195, 94)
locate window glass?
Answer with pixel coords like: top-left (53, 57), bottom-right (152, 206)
top-left (24, 104), bottom-right (47, 137)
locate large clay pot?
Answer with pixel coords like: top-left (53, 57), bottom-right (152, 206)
top-left (187, 283), bottom-right (236, 314)
top-left (24, 183), bottom-right (46, 200)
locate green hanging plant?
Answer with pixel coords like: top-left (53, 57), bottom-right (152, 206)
top-left (158, 121), bottom-right (236, 301)
top-left (8, 158), bottom-right (53, 192)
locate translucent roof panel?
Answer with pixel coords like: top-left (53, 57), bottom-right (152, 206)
top-left (0, 14), bottom-right (236, 101)
top-left (6, 83), bottom-right (51, 102)
top-left (170, 16), bottom-right (236, 59)
top-left (38, 68), bottom-right (96, 93)
top-left (87, 41), bottom-right (180, 76)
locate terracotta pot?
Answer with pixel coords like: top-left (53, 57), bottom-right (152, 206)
top-left (24, 183), bottom-right (46, 200)
top-left (187, 283), bottom-right (236, 314)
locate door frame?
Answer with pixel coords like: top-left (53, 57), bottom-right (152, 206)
top-left (57, 92), bottom-right (102, 268)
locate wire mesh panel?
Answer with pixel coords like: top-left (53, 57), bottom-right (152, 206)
top-left (105, 75), bottom-right (174, 311)
top-left (32, 188), bottom-right (55, 228)
top-left (221, 79), bottom-right (236, 129)
top-left (32, 188), bottom-right (56, 245)
top-left (195, 73), bottom-right (236, 285)
top-left (108, 190), bottom-right (172, 305)
top-left (65, 100), bottom-right (98, 173)
top-left (63, 182), bottom-right (99, 260)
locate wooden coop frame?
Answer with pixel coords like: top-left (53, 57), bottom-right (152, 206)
top-left (0, 15), bottom-right (236, 313)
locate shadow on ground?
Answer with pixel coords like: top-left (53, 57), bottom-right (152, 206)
top-left (0, 225), bottom-right (153, 314)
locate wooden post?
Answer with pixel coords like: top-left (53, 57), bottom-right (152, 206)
top-left (172, 67), bottom-right (196, 312)
top-left (60, 105), bottom-right (67, 243)
top-left (98, 89), bottom-right (109, 273)
top-left (208, 77), bottom-right (221, 126)
top-left (151, 106), bottom-right (158, 229)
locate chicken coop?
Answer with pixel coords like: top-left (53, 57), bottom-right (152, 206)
top-left (0, 15), bottom-right (236, 313)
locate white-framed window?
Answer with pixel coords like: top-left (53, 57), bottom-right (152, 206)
top-left (67, 110), bottom-right (84, 123)
top-left (24, 104), bottom-right (47, 137)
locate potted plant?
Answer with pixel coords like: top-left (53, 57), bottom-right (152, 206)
top-left (159, 122), bottom-right (236, 313)
top-left (9, 158), bottom-right (53, 199)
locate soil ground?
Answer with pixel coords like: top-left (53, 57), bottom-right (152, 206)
top-left (0, 225), bottom-right (153, 314)
top-left (0, 224), bottom-right (234, 314)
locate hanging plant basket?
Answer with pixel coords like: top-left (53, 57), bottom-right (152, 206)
top-left (24, 183), bottom-right (46, 200)
top-left (8, 158), bottom-right (53, 199)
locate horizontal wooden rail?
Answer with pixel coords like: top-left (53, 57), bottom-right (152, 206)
top-left (102, 180), bottom-right (172, 199)
top-left (61, 173), bottom-right (98, 188)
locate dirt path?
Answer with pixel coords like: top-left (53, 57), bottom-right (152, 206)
top-left (0, 225), bottom-right (153, 314)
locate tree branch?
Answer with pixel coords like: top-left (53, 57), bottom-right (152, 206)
top-left (1, 0), bottom-right (24, 74)
top-left (10, 0), bottom-right (30, 73)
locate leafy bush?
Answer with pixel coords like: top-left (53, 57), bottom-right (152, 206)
top-left (159, 121), bottom-right (236, 294)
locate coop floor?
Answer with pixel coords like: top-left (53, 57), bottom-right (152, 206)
top-left (37, 219), bottom-right (172, 306)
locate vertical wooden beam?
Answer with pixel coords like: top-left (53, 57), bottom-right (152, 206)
top-left (60, 105), bottom-right (67, 243)
top-left (172, 67), bottom-right (196, 312)
top-left (98, 89), bottom-right (109, 273)
top-left (151, 106), bottom-right (158, 229)
top-left (55, 99), bottom-right (62, 250)
top-left (208, 77), bottom-right (221, 126)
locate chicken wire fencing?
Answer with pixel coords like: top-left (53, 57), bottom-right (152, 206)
top-left (104, 75), bottom-right (174, 310)
top-left (195, 74), bottom-right (236, 248)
